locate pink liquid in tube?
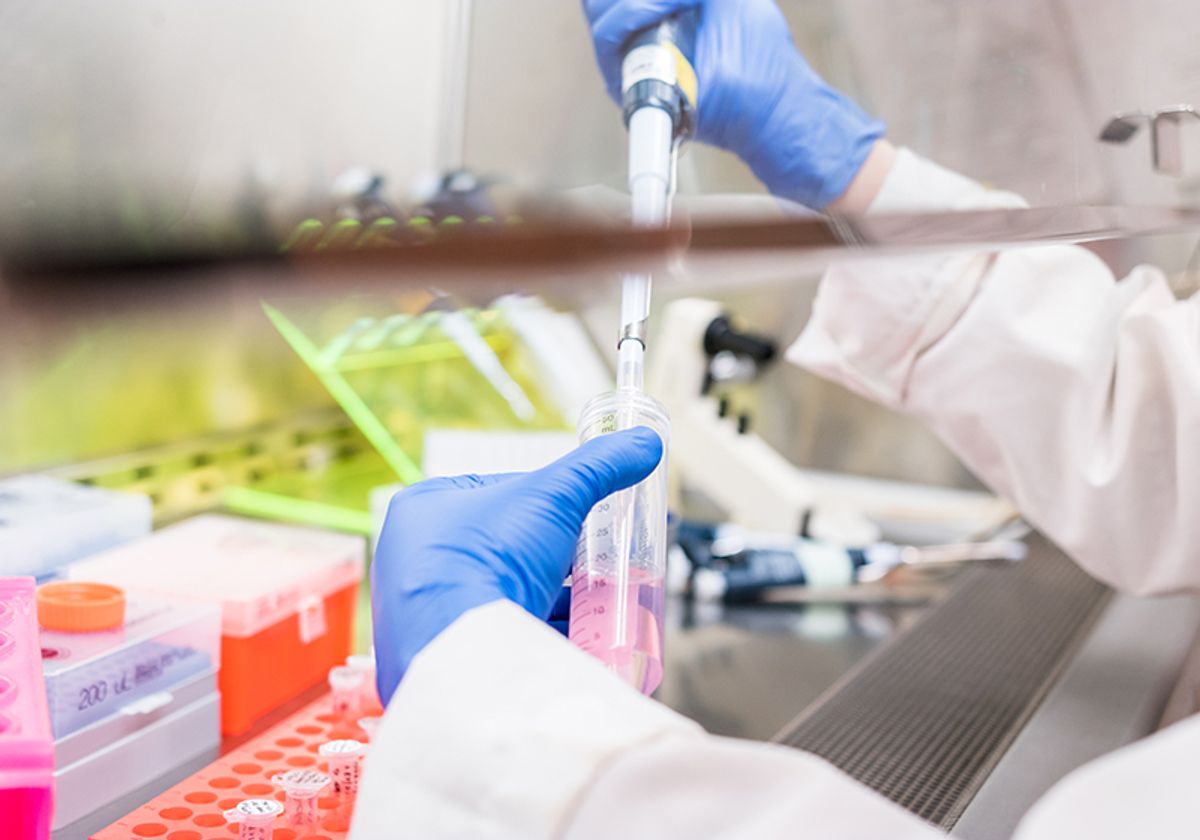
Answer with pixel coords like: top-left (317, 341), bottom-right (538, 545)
top-left (568, 390), bottom-right (670, 695)
top-left (569, 569), bottom-right (665, 693)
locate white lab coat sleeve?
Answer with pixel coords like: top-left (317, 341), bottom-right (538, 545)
top-left (789, 148), bottom-right (1200, 595)
top-left (349, 600), bottom-right (943, 839)
top-left (1012, 713), bottom-right (1200, 839)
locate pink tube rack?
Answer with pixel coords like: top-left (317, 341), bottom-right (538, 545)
top-left (0, 577), bottom-right (55, 840)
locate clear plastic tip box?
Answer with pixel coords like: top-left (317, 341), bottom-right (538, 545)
top-left (0, 476), bottom-right (151, 581)
top-left (70, 515), bottom-right (366, 735)
top-left (40, 596), bottom-right (220, 738)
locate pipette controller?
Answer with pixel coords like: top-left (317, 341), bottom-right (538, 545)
top-left (617, 10), bottom-right (699, 390)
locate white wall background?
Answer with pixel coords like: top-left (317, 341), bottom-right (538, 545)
top-left (0, 0), bottom-right (447, 237)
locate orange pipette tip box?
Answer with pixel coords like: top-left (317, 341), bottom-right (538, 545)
top-left (36, 581), bottom-right (126, 632)
top-left (91, 690), bottom-right (384, 840)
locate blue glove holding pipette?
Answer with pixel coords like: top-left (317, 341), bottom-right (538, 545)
top-left (371, 428), bottom-right (663, 705)
top-left (583, 0), bottom-right (885, 209)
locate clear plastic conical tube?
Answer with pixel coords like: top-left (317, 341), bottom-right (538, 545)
top-left (568, 390), bottom-right (670, 694)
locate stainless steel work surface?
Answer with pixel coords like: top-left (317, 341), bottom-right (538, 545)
top-left (658, 594), bottom-right (940, 742)
top-left (953, 591), bottom-right (1200, 839)
top-left (659, 536), bottom-right (1200, 835)
top-left (774, 538), bottom-right (1111, 829)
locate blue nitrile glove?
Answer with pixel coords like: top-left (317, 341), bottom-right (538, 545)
top-left (371, 427), bottom-right (664, 704)
top-left (584, 0), bottom-right (885, 209)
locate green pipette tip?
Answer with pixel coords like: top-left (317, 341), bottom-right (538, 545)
top-left (356, 218), bottom-right (400, 249)
top-left (281, 219), bottom-right (325, 254)
top-left (406, 216), bottom-right (436, 241)
top-left (316, 219), bottom-right (363, 251)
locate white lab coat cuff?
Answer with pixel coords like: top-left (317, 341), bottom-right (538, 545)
top-left (350, 600), bottom-right (703, 839)
top-left (787, 151), bottom-right (1023, 406)
top-left (870, 147), bottom-right (1026, 213)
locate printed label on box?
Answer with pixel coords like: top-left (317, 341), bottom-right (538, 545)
top-left (297, 595), bottom-right (327, 644)
top-left (41, 600), bottom-right (215, 738)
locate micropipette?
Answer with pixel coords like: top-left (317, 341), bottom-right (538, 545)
top-left (687, 525), bottom-right (1030, 601)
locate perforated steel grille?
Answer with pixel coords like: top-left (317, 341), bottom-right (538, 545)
top-left (775, 536), bottom-right (1110, 829)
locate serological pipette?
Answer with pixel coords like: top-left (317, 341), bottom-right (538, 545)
top-left (563, 14), bottom-right (698, 697)
top-left (617, 11), bottom-right (699, 391)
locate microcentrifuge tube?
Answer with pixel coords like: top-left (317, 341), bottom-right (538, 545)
top-left (223, 798), bottom-right (283, 840)
top-left (328, 665), bottom-right (365, 720)
top-left (357, 716), bottom-right (382, 741)
top-left (272, 769), bottom-right (330, 828)
top-left (318, 739), bottom-right (367, 804)
top-left (345, 651), bottom-right (378, 708)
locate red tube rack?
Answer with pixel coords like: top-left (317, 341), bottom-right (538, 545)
top-left (92, 690), bottom-right (383, 840)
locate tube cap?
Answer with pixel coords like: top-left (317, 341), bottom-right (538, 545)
top-left (272, 769), bottom-right (331, 797)
top-left (319, 739), bottom-right (367, 759)
top-left (36, 582), bottom-right (126, 633)
top-left (345, 652), bottom-right (375, 673)
top-left (224, 799), bottom-right (283, 824)
top-left (328, 665), bottom-right (366, 692)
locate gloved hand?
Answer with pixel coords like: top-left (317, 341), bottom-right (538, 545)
top-left (584, 0), bottom-right (885, 209)
top-left (371, 427), bottom-right (664, 704)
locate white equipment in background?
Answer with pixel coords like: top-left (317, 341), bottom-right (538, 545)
top-left (650, 298), bottom-right (1016, 546)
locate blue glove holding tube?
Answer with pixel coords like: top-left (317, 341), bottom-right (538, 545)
top-left (371, 427), bottom-right (664, 704)
top-left (583, 0), bottom-right (885, 209)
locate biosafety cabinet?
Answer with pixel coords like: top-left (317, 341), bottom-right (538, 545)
top-left (5, 3), bottom-right (1200, 839)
